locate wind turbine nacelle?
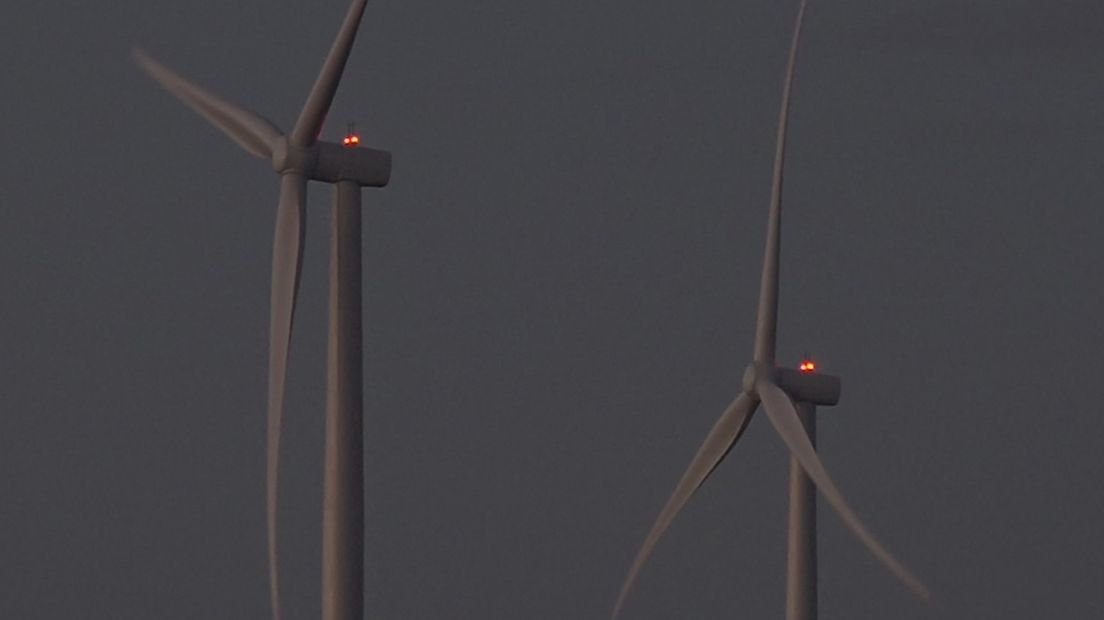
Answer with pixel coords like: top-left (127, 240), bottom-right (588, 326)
top-left (314, 141), bottom-right (391, 187)
top-left (774, 367), bottom-right (840, 406)
top-left (271, 139), bottom-right (391, 187)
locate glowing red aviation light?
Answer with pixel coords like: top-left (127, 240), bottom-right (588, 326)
top-left (342, 121), bottom-right (360, 148)
top-left (799, 360), bottom-right (816, 373)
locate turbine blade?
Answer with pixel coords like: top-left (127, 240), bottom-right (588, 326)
top-left (267, 173), bottom-right (308, 620)
top-left (753, 0), bottom-right (807, 364)
top-left (612, 393), bottom-right (758, 619)
top-left (290, 0), bottom-right (370, 146)
top-left (756, 379), bottom-right (930, 600)
top-left (132, 48), bottom-right (282, 159)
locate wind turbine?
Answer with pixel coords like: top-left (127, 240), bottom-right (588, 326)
top-left (611, 2), bottom-right (928, 618)
top-left (133, 2), bottom-right (388, 619)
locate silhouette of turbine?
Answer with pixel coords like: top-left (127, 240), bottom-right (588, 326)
top-left (134, 2), bottom-right (388, 619)
top-left (611, 2), bottom-right (928, 617)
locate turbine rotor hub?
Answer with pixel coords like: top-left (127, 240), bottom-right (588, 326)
top-left (270, 137), bottom-right (318, 176)
top-left (741, 362), bottom-right (773, 396)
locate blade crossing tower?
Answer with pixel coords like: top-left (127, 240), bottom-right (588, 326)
top-left (611, 1), bottom-right (929, 617)
top-left (134, 2), bottom-right (387, 619)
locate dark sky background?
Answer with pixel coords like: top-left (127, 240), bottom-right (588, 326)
top-left (2, 0), bottom-right (1103, 618)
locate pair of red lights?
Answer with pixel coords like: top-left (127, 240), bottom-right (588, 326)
top-left (342, 121), bottom-right (361, 148)
top-left (798, 360), bottom-right (816, 373)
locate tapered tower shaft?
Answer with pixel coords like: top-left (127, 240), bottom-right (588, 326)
top-left (785, 401), bottom-right (817, 620)
top-left (323, 180), bottom-right (365, 620)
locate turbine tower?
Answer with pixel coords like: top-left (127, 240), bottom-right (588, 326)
top-left (611, 2), bottom-right (928, 618)
top-left (134, 2), bottom-right (387, 619)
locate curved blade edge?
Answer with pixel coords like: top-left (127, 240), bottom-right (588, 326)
top-left (132, 48), bottom-right (282, 159)
top-left (267, 173), bottom-right (308, 620)
top-left (756, 379), bottom-right (930, 601)
top-left (753, 0), bottom-right (808, 364)
top-left (290, 0), bottom-right (370, 146)
top-left (612, 393), bottom-right (759, 619)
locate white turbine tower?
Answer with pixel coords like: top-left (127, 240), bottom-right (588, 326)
top-left (134, 2), bottom-right (387, 619)
top-left (611, 2), bottom-right (929, 618)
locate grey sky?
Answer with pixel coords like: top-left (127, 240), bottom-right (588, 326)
top-left (2, 1), bottom-right (1103, 618)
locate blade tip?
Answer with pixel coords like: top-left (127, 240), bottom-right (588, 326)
top-left (130, 46), bottom-right (162, 79)
top-left (610, 598), bottom-right (626, 620)
top-left (130, 46), bottom-right (151, 66)
top-left (913, 582), bottom-right (932, 603)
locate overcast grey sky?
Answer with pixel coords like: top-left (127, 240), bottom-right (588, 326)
top-left (2, 0), bottom-right (1103, 618)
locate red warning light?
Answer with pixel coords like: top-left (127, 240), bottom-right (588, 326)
top-left (799, 360), bottom-right (816, 373)
top-left (342, 121), bottom-right (361, 147)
